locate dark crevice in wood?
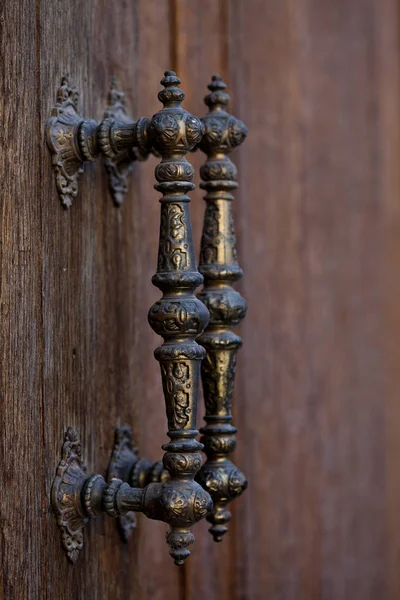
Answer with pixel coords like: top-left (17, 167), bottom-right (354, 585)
top-left (36, 0), bottom-right (48, 597)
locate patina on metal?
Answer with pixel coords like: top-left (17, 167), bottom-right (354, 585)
top-left (51, 427), bottom-right (90, 563)
top-left (107, 425), bottom-right (169, 541)
top-left (195, 75), bottom-right (248, 542)
top-left (52, 426), bottom-right (169, 560)
top-left (146, 70), bottom-right (211, 564)
top-left (46, 76), bottom-right (153, 207)
top-left (51, 72), bottom-right (213, 566)
top-left (46, 76), bottom-right (86, 207)
top-left (101, 78), bottom-right (150, 205)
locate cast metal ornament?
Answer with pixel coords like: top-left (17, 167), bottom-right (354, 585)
top-left (46, 76), bottom-right (85, 207)
top-left (145, 71), bottom-right (212, 564)
top-left (107, 426), bottom-right (169, 541)
top-left (51, 427), bottom-right (89, 563)
top-left (195, 75), bottom-right (248, 542)
top-left (102, 79), bottom-right (144, 205)
top-left (46, 76), bottom-right (153, 207)
top-left (52, 426), bottom-right (169, 562)
top-left (51, 72), bottom-right (213, 566)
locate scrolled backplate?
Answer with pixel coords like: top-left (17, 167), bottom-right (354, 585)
top-left (107, 425), bottom-right (140, 540)
top-left (46, 75), bottom-right (84, 208)
top-left (51, 427), bottom-right (89, 563)
top-left (102, 79), bottom-right (144, 206)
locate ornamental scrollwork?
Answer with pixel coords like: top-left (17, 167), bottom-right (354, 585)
top-left (149, 113), bottom-right (180, 149)
top-left (156, 161), bottom-right (194, 182)
top-left (148, 299), bottom-right (206, 337)
top-left (161, 361), bottom-right (191, 430)
top-left (50, 72), bottom-right (212, 567)
top-left (199, 200), bottom-right (239, 267)
top-left (163, 452), bottom-right (203, 476)
top-left (158, 203), bottom-right (188, 272)
top-left (51, 427), bottom-right (89, 563)
top-left (46, 76), bottom-right (85, 207)
top-left (200, 158), bottom-right (237, 182)
top-left (200, 350), bottom-right (237, 416)
top-left (185, 115), bottom-right (204, 147)
top-left (196, 75), bottom-right (248, 542)
top-left (197, 288), bottom-right (247, 326)
top-left (149, 71), bottom-right (211, 563)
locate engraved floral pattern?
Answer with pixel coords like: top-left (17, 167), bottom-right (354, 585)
top-left (200, 350), bottom-right (237, 415)
top-left (195, 75), bottom-right (248, 542)
top-left (147, 71), bottom-right (211, 564)
top-left (148, 299), bottom-right (205, 336)
top-left (158, 203), bottom-right (188, 271)
top-left (161, 362), bottom-right (192, 429)
top-left (149, 113), bottom-right (180, 150)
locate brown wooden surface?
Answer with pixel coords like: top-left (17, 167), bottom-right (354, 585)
top-left (1, 0), bottom-right (400, 598)
top-left (0, 1), bottom-right (44, 598)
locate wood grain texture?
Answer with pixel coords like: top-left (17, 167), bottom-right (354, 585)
top-left (229, 0), bottom-right (400, 598)
top-left (0, 1), bottom-right (44, 598)
top-left (39, 0), bottom-right (112, 600)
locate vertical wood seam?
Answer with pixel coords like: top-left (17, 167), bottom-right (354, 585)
top-left (36, 0), bottom-right (47, 597)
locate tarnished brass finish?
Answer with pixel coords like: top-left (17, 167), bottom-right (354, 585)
top-left (146, 70), bottom-right (212, 564)
top-left (51, 427), bottom-right (90, 563)
top-left (46, 76), bottom-right (152, 207)
top-left (52, 72), bottom-right (212, 566)
top-left (195, 75), bottom-right (248, 542)
top-left (46, 76), bottom-right (86, 207)
top-left (102, 79), bottom-right (149, 205)
top-left (107, 426), bottom-right (169, 541)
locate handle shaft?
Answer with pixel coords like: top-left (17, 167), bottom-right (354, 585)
top-left (196, 75), bottom-right (248, 542)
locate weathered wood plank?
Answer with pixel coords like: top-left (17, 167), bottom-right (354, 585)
top-left (40, 0), bottom-right (103, 596)
top-left (41, 0), bottom-right (181, 598)
top-left (0, 1), bottom-right (44, 598)
top-left (229, 0), bottom-right (400, 598)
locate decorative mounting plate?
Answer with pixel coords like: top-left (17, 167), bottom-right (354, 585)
top-left (46, 76), bottom-right (84, 208)
top-left (103, 79), bottom-right (144, 206)
top-left (51, 427), bottom-right (89, 563)
top-left (107, 425), bottom-right (140, 540)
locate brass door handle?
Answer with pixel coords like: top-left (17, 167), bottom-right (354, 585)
top-left (46, 75), bottom-right (154, 207)
top-left (195, 76), bottom-right (248, 541)
top-left (51, 72), bottom-right (212, 566)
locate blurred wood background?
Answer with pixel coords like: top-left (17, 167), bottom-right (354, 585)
top-left (1, 0), bottom-right (400, 598)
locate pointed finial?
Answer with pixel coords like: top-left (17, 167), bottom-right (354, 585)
top-left (205, 74), bottom-right (230, 110)
top-left (161, 70), bottom-right (181, 86)
top-left (158, 70), bottom-right (185, 107)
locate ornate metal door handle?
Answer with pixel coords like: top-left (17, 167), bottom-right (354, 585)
top-left (51, 72), bottom-right (212, 566)
top-left (46, 75), bottom-right (154, 206)
top-left (195, 76), bottom-right (248, 542)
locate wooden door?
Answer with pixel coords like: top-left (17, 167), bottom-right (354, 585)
top-left (2, 1), bottom-right (400, 599)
